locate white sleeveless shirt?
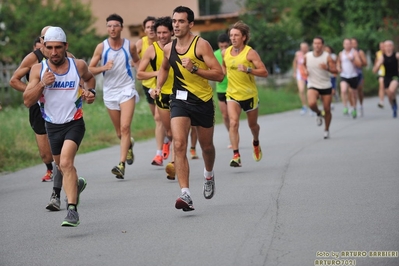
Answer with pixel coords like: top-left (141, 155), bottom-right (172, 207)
top-left (39, 58), bottom-right (82, 124)
top-left (339, 49), bottom-right (358, 78)
top-left (102, 38), bottom-right (136, 100)
top-left (305, 51), bottom-right (331, 89)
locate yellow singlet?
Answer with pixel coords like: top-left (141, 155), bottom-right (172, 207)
top-left (140, 36), bottom-right (156, 88)
top-left (376, 50), bottom-right (385, 77)
top-left (224, 45), bottom-right (257, 101)
top-left (154, 42), bottom-right (173, 95)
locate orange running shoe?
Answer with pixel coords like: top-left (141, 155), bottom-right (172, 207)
top-left (162, 141), bottom-right (171, 160)
top-left (42, 170), bottom-right (53, 182)
top-left (190, 148), bottom-right (199, 159)
top-left (229, 153), bottom-right (242, 167)
top-left (253, 145), bottom-right (262, 162)
top-left (151, 155), bottom-right (163, 166)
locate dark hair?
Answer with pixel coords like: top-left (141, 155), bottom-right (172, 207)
top-left (106, 13), bottom-right (123, 26)
top-left (217, 33), bottom-right (229, 43)
top-left (314, 36), bottom-right (324, 44)
top-left (154, 16), bottom-right (173, 32)
top-left (173, 6), bottom-right (194, 23)
top-left (325, 45), bottom-right (335, 54)
top-left (143, 16), bottom-right (156, 28)
top-left (33, 36), bottom-right (41, 47)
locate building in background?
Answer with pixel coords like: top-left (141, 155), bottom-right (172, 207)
top-left (80, 0), bottom-right (242, 42)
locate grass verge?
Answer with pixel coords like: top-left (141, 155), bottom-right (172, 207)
top-left (0, 84), bottom-right (301, 174)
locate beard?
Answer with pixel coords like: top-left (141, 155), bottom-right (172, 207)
top-left (50, 56), bottom-right (66, 66)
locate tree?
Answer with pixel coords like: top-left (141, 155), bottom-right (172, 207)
top-left (0, 0), bottom-right (104, 62)
top-left (240, 0), bottom-right (302, 73)
top-left (199, 0), bottom-right (223, 16)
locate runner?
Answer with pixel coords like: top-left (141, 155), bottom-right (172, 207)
top-left (23, 26), bottom-right (95, 226)
top-left (304, 36), bottom-right (337, 139)
top-left (137, 16), bottom-right (174, 169)
top-left (372, 40), bottom-right (399, 118)
top-left (351, 38), bottom-right (368, 116)
top-left (9, 26), bottom-right (77, 212)
top-left (153, 6), bottom-right (224, 211)
top-left (375, 41), bottom-right (386, 108)
top-left (89, 14), bottom-right (140, 179)
top-left (223, 21), bottom-right (268, 167)
top-left (136, 16), bottom-right (170, 166)
top-left (336, 38), bottom-right (362, 118)
top-left (293, 42), bottom-right (309, 115)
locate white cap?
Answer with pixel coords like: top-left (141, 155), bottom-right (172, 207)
top-left (44, 27), bottom-right (67, 43)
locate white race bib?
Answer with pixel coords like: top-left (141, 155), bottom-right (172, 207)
top-left (176, 90), bottom-right (188, 100)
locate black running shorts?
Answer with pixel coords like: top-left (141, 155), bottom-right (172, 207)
top-left (142, 85), bottom-right (155, 105)
top-left (155, 93), bottom-right (171, 110)
top-left (170, 97), bottom-right (215, 128)
top-left (217, 92), bottom-right (227, 103)
top-left (29, 104), bottom-right (47, 135)
top-left (308, 87), bottom-right (332, 95)
top-left (340, 77), bottom-right (359, 89)
top-left (45, 118), bottom-right (86, 156)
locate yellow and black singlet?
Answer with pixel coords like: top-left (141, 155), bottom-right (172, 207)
top-left (154, 42), bottom-right (173, 95)
top-left (140, 36), bottom-right (157, 88)
top-left (168, 35), bottom-right (213, 103)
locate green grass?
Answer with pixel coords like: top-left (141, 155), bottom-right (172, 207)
top-left (0, 84), bottom-right (302, 174)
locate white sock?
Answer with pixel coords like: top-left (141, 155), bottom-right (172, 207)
top-left (156, 150), bottom-right (162, 156)
top-left (181, 188), bottom-right (190, 196)
top-left (204, 168), bottom-right (214, 179)
top-left (164, 136), bottom-right (169, 143)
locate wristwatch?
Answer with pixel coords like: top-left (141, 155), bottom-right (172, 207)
top-left (191, 65), bottom-right (198, 74)
top-left (246, 67), bottom-right (252, 74)
top-left (88, 88), bottom-right (96, 96)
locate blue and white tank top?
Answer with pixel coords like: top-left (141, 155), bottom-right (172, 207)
top-left (102, 38), bottom-right (135, 98)
top-left (39, 58), bottom-right (83, 124)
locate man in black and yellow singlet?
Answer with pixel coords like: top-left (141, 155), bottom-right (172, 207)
top-left (154, 6), bottom-right (224, 212)
top-left (373, 40), bottom-right (399, 118)
top-left (136, 16), bottom-right (171, 165)
top-left (222, 21), bottom-right (268, 167)
top-left (137, 16), bottom-right (175, 172)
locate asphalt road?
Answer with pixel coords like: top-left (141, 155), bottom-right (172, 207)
top-left (1, 97), bottom-right (398, 266)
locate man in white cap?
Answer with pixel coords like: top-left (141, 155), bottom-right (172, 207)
top-left (23, 26), bottom-right (96, 227)
top-left (10, 26), bottom-right (80, 212)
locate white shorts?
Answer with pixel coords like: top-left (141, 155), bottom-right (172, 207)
top-left (103, 87), bottom-right (140, 111)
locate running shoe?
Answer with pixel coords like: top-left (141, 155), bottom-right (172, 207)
top-left (126, 137), bottom-right (135, 165)
top-left (203, 175), bottom-right (215, 199)
top-left (165, 162), bottom-right (175, 180)
top-left (151, 155), bottom-right (163, 166)
top-left (76, 177), bottom-right (87, 207)
top-left (343, 107), bottom-right (349, 116)
top-left (112, 163), bottom-right (125, 179)
top-left (61, 206), bottom-right (80, 227)
top-left (316, 114), bottom-right (323, 126)
top-left (299, 106), bottom-right (307, 116)
top-left (175, 192), bottom-right (195, 212)
top-left (351, 109), bottom-right (357, 119)
top-left (378, 103), bottom-right (384, 109)
top-left (190, 148), bottom-right (199, 159)
top-left (162, 141), bottom-right (171, 160)
top-left (41, 170), bottom-right (53, 182)
top-left (253, 145), bottom-right (262, 162)
top-left (230, 154), bottom-right (242, 167)
top-left (46, 191), bottom-right (60, 211)
top-left (323, 131), bottom-right (330, 139)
